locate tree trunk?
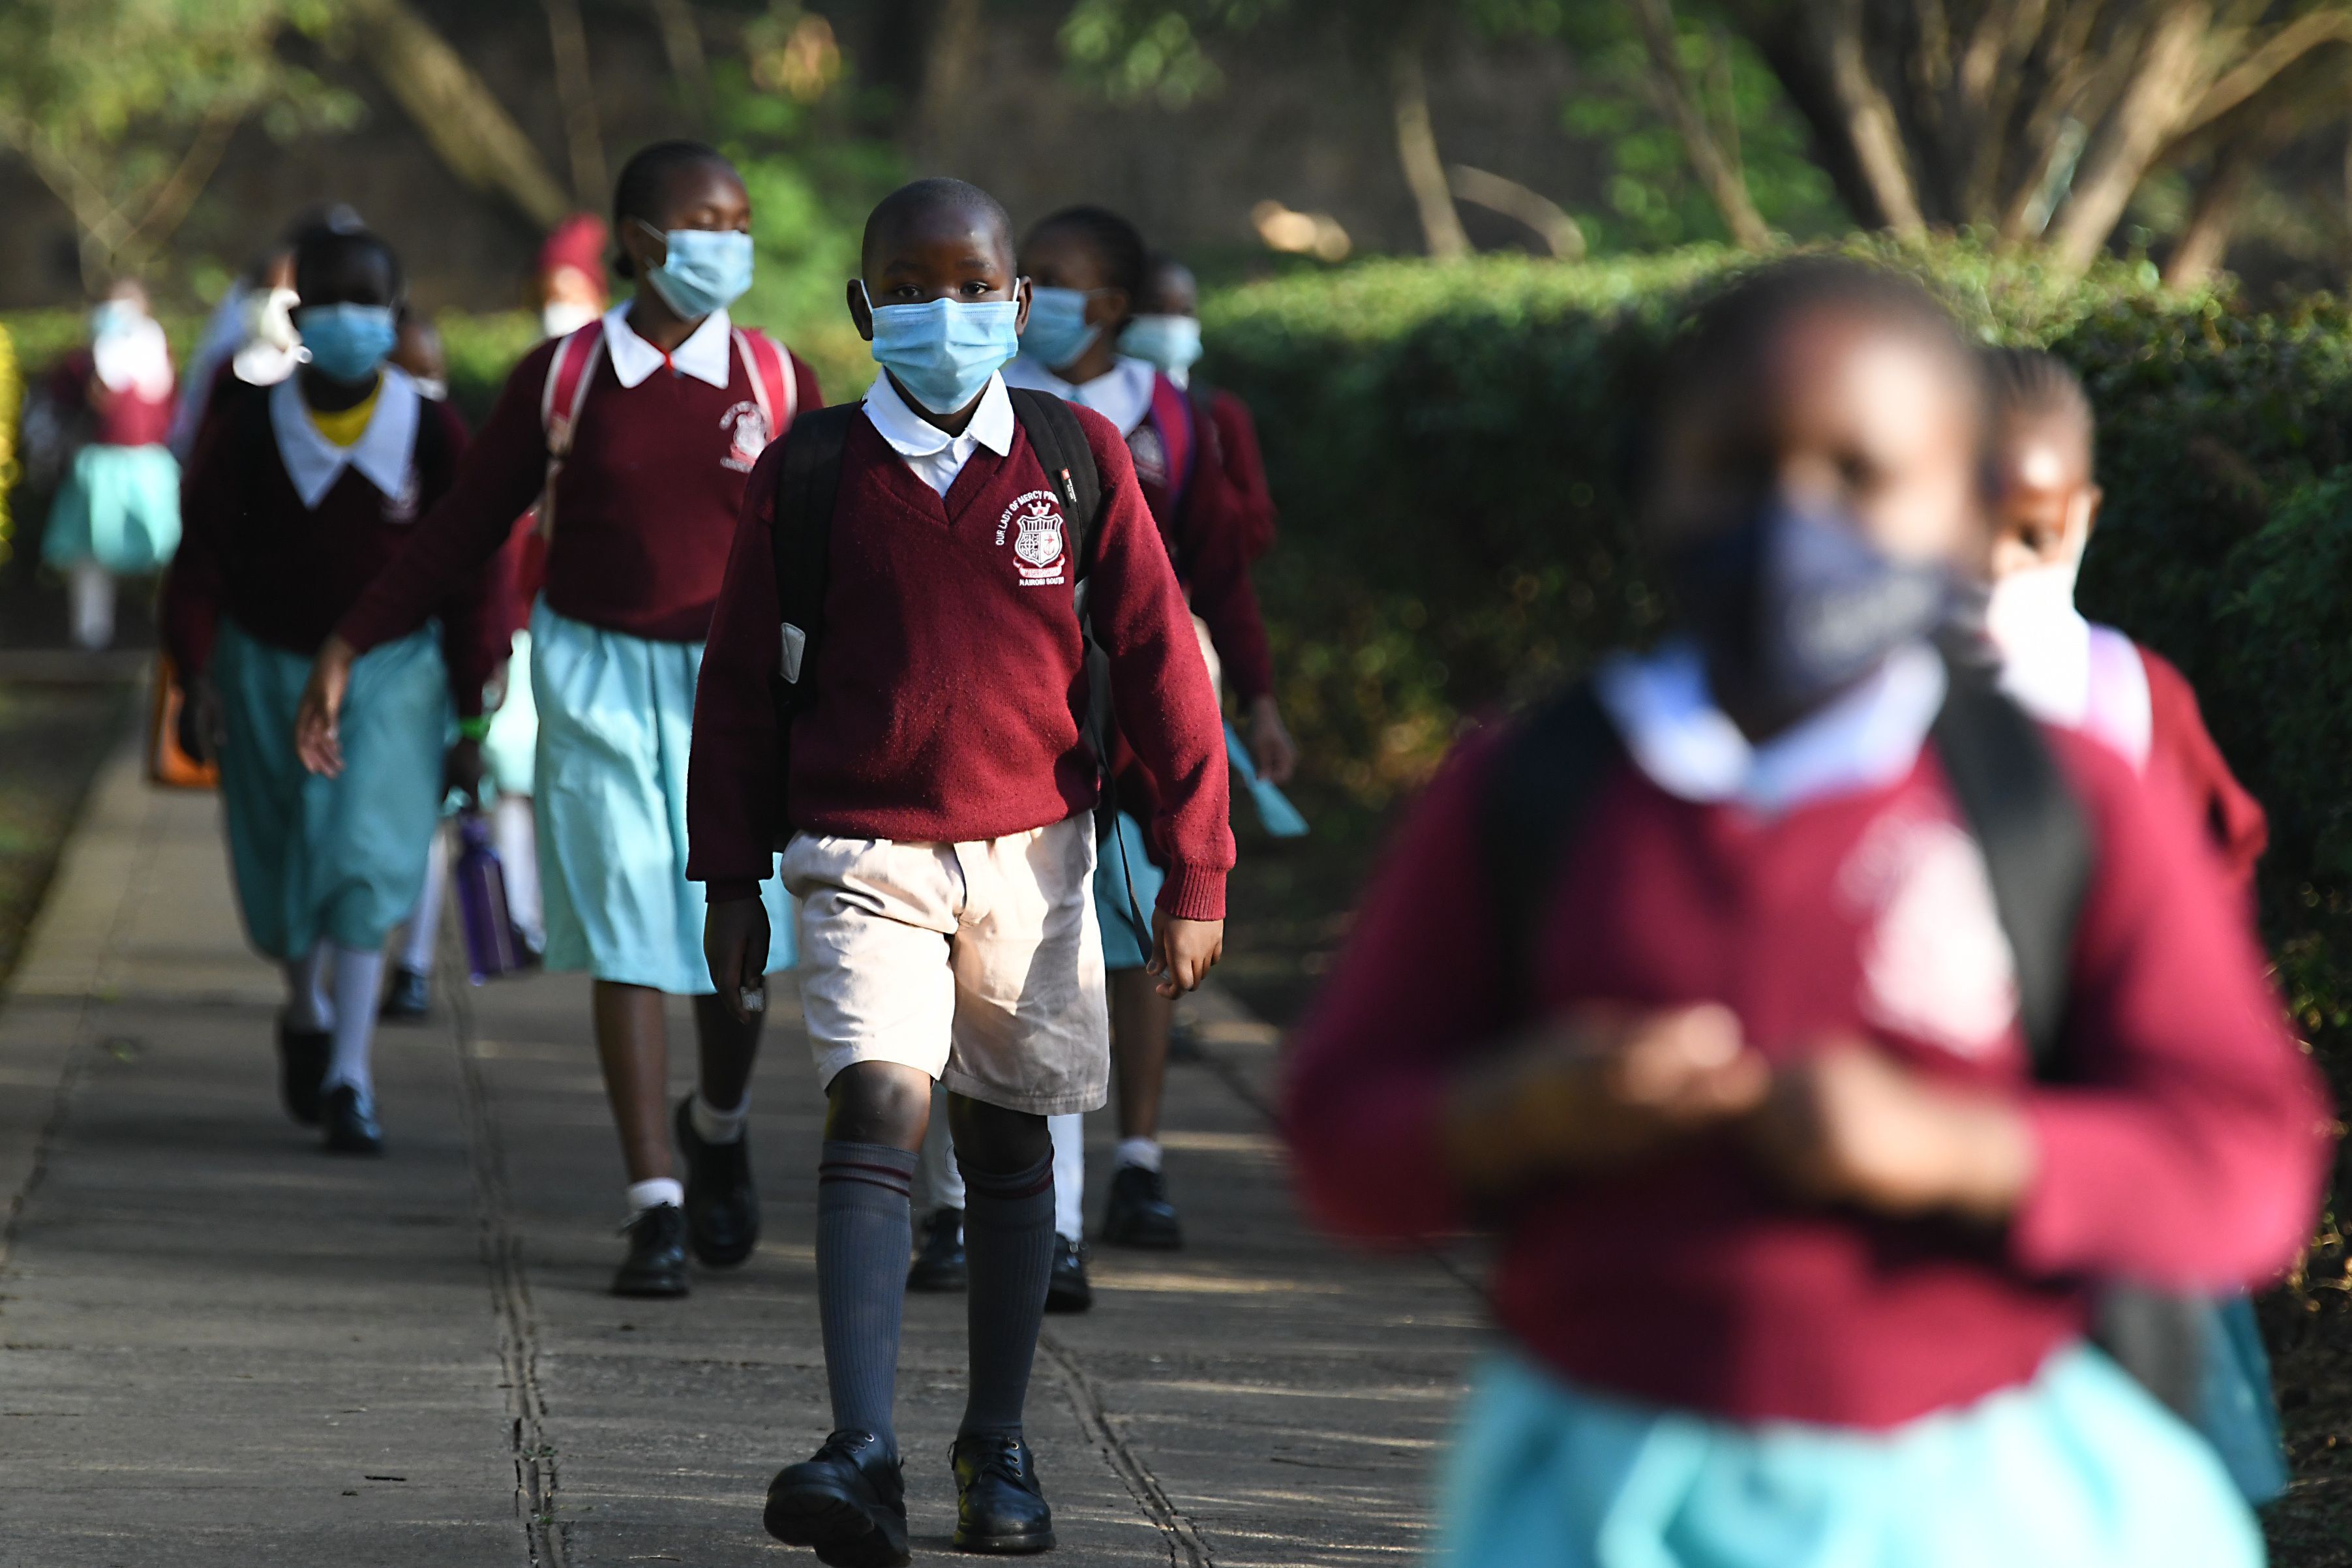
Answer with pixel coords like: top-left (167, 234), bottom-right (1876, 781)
top-left (643, 0), bottom-right (711, 117)
top-left (1810, 0), bottom-right (1927, 238)
top-left (1629, 0), bottom-right (1773, 249)
top-left (2046, 1), bottom-right (2213, 274)
top-left (912, 0), bottom-right (985, 166)
top-left (541, 0), bottom-right (607, 209)
top-left (2163, 138), bottom-right (2258, 289)
top-left (1389, 35), bottom-right (1471, 260)
top-left (346, 0), bottom-right (571, 230)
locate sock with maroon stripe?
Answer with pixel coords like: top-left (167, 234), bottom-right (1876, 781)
top-left (817, 1140), bottom-right (919, 1452)
top-left (957, 1151), bottom-right (1057, 1438)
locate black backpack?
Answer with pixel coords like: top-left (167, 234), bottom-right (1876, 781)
top-left (1478, 662), bottom-right (2213, 1419)
top-left (759, 388), bottom-right (1113, 845)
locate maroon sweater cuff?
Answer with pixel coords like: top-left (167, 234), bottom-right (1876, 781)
top-left (1156, 861), bottom-right (1226, 922)
top-left (703, 878), bottom-right (763, 905)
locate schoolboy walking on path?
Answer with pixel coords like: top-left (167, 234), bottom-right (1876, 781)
top-left (1284, 259), bottom-right (2328, 1568)
top-left (690, 177), bottom-right (1231, 1563)
top-left (162, 227), bottom-right (490, 1155)
top-left (295, 142), bottom-right (820, 1297)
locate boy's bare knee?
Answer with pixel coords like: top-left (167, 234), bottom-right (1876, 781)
top-left (945, 1093), bottom-right (1049, 1174)
top-left (822, 1061), bottom-right (933, 1148)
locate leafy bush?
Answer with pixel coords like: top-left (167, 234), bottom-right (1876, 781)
top-left (1199, 241), bottom-right (2352, 817)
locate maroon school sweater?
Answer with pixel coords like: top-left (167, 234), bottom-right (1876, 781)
top-left (1283, 719), bottom-right (2329, 1429)
top-left (336, 331), bottom-right (821, 652)
top-left (688, 406), bottom-right (1233, 919)
top-left (1204, 386), bottom-right (1277, 564)
top-left (162, 381), bottom-right (492, 715)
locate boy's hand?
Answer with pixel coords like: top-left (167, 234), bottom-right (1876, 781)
top-left (1247, 695), bottom-right (1298, 785)
top-left (1147, 912), bottom-right (1223, 997)
top-left (293, 635), bottom-right (356, 777)
top-left (703, 896), bottom-right (772, 1023)
top-left (444, 736), bottom-right (486, 807)
top-left (1443, 1004), bottom-right (1766, 1196)
top-left (176, 675), bottom-right (222, 766)
top-left (1745, 1041), bottom-right (2034, 1222)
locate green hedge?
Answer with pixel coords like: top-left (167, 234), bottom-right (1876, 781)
top-left (1202, 235), bottom-right (2352, 1067)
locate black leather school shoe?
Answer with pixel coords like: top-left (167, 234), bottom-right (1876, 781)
top-left (674, 1097), bottom-right (759, 1268)
top-left (950, 1432), bottom-right (1055, 1554)
top-left (1100, 1164), bottom-right (1183, 1250)
top-left (764, 1429), bottom-right (911, 1567)
top-left (378, 967), bottom-right (432, 1023)
top-left (278, 1021), bottom-right (329, 1126)
top-left (611, 1203), bottom-right (689, 1297)
top-left (907, 1206), bottom-right (968, 1292)
top-left (1043, 1235), bottom-right (1092, 1315)
top-left (322, 1084), bottom-right (384, 1155)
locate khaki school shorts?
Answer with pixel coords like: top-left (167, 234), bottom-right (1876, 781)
top-left (780, 816), bottom-right (1110, 1116)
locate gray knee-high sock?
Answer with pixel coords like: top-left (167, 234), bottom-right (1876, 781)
top-left (958, 1151), bottom-right (1056, 1439)
top-left (817, 1141), bottom-right (919, 1451)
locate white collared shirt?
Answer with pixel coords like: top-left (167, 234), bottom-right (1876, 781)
top-left (1593, 639), bottom-right (1948, 816)
top-left (599, 301), bottom-right (734, 389)
top-left (269, 366), bottom-right (422, 511)
top-left (1001, 353), bottom-right (1156, 437)
top-left (862, 370), bottom-right (1014, 496)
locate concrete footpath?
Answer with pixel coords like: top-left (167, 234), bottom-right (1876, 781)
top-left (0, 729), bottom-right (1481, 1566)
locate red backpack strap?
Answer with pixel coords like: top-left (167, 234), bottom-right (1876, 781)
top-left (732, 328), bottom-right (799, 445)
top-left (535, 322), bottom-right (605, 540)
top-left (1148, 371), bottom-right (1196, 515)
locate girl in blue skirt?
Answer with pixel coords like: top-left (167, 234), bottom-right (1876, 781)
top-left (163, 228), bottom-right (494, 1154)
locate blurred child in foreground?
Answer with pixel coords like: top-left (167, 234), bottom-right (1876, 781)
top-left (1281, 259), bottom-right (2328, 1568)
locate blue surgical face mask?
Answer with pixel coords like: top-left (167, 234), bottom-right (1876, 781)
top-left (642, 226), bottom-right (755, 320)
top-left (1119, 314), bottom-right (1203, 378)
top-left (294, 303), bottom-right (399, 384)
top-left (1019, 285), bottom-right (1106, 372)
top-left (89, 299), bottom-right (140, 343)
top-left (1670, 498), bottom-right (1956, 717)
top-left (862, 282), bottom-right (1021, 416)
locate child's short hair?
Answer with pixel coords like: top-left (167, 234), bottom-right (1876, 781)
top-left (1637, 256), bottom-right (1991, 501)
top-left (611, 140), bottom-right (736, 277)
top-left (292, 226), bottom-right (403, 303)
top-left (1028, 205), bottom-right (1148, 305)
top-left (1983, 346), bottom-right (2093, 448)
top-left (859, 177), bottom-right (1014, 274)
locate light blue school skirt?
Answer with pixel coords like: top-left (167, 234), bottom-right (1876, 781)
top-left (530, 603), bottom-right (794, 994)
top-left (215, 620), bottom-right (448, 959)
top-left (42, 443), bottom-right (179, 573)
top-left (479, 629), bottom-right (537, 800)
top-left (1092, 809), bottom-right (1165, 972)
top-left (1434, 1344), bottom-right (2262, 1568)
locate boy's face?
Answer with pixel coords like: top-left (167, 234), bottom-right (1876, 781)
top-left (1019, 225), bottom-right (1127, 331)
top-left (1648, 307), bottom-right (1989, 579)
top-left (1138, 264), bottom-right (1198, 319)
top-left (295, 247), bottom-right (397, 311)
top-left (1989, 413), bottom-right (2099, 580)
top-left (849, 203), bottom-right (1028, 339)
top-left (392, 320), bottom-right (444, 382)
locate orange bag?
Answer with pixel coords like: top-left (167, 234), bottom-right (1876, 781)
top-left (149, 652), bottom-right (219, 790)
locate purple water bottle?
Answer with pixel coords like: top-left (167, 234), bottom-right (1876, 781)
top-left (453, 811), bottom-right (524, 984)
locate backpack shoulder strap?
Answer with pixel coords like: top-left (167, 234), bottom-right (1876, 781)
top-left (534, 324), bottom-right (604, 541)
top-left (1006, 386), bottom-right (1104, 575)
top-left (539, 323), bottom-right (604, 457)
top-left (769, 401), bottom-right (859, 699)
top-left (733, 328), bottom-right (799, 441)
top-left (1481, 681), bottom-right (1622, 1014)
top-left (1149, 372), bottom-right (1198, 515)
top-left (1929, 666), bottom-right (2096, 1069)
